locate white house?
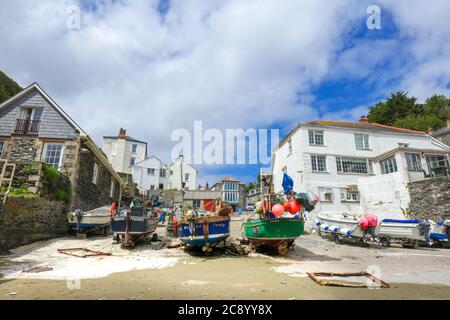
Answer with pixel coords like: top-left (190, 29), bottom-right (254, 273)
top-left (168, 155), bottom-right (198, 191)
top-left (132, 155), bottom-right (198, 191)
top-left (272, 117), bottom-right (450, 222)
top-left (102, 128), bottom-right (148, 175)
top-left (132, 156), bottom-right (169, 192)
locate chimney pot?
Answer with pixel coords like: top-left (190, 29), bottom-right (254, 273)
top-left (359, 116), bottom-right (369, 123)
top-left (118, 128), bottom-right (126, 139)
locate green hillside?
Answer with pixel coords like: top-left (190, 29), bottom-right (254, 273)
top-left (0, 70), bottom-right (22, 104)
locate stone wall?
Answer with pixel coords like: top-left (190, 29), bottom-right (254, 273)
top-left (71, 145), bottom-right (121, 212)
top-left (6, 135), bottom-right (37, 163)
top-left (408, 177), bottom-right (450, 221)
top-left (0, 196), bottom-right (68, 253)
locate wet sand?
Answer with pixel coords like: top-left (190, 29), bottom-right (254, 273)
top-left (1, 255), bottom-right (450, 300)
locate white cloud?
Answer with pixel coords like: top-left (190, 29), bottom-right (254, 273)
top-left (1, 0), bottom-right (450, 183)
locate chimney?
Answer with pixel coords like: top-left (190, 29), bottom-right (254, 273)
top-left (118, 128), bottom-right (126, 139)
top-left (359, 116), bottom-right (369, 123)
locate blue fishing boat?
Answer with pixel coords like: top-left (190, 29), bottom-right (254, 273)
top-left (178, 209), bottom-right (231, 253)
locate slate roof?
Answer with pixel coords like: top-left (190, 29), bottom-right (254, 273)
top-left (103, 135), bottom-right (148, 144)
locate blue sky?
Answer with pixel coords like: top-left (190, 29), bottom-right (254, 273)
top-left (1, 0), bottom-right (450, 186)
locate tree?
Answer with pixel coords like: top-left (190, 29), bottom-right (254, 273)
top-left (424, 94), bottom-right (450, 121)
top-left (368, 92), bottom-right (420, 125)
top-left (394, 115), bottom-right (445, 132)
top-left (245, 182), bottom-right (255, 193)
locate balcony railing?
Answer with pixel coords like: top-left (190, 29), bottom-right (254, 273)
top-left (14, 119), bottom-right (41, 135)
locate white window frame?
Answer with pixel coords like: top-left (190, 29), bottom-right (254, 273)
top-left (130, 157), bottom-right (136, 166)
top-left (92, 162), bottom-right (99, 185)
top-left (288, 139), bottom-right (293, 155)
top-left (340, 189), bottom-right (360, 202)
top-left (336, 156), bottom-right (373, 175)
top-left (160, 169), bottom-right (167, 178)
top-left (42, 142), bottom-right (64, 171)
top-left (380, 156), bottom-right (398, 174)
top-left (405, 153), bottom-right (422, 172)
top-left (0, 140), bottom-right (4, 157)
top-left (309, 130), bottom-right (324, 146)
top-left (147, 168), bottom-right (155, 175)
top-left (355, 133), bottom-right (370, 150)
top-left (311, 154), bottom-right (327, 172)
top-left (318, 187), bottom-right (333, 202)
top-left (131, 144), bottom-right (138, 153)
top-left (185, 173), bottom-right (190, 182)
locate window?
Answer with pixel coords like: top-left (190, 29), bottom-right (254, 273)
top-left (160, 169), bottom-right (167, 178)
top-left (398, 143), bottom-right (409, 148)
top-left (336, 157), bottom-right (373, 174)
top-left (405, 153), bottom-right (422, 172)
top-left (309, 130), bottom-right (324, 146)
top-left (355, 133), bottom-right (370, 150)
top-left (380, 156), bottom-right (398, 174)
top-left (110, 179), bottom-right (114, 197)
top-left (170, 170), bottom-right (174, 175)
top-left (42, 143), bottom-right (64, 170)
top-left (318, 187), bottom-right (333, 202)
top-left (288, 139), bottom-right (292, 155)
top-left (224, 192), bottom-right (239, 203)
top-left (311, 155), bottom-right (327, 172)
top-left (223, 182), bottom-right (238, 191)
top-left (159, 184), bottom-right (164, 190)
top-left (147, 168), bottom-right (155, 175)
top-left (92, 163), bottom-right (99, 185)
top-left (185, 173), bottom-right (190, 182)
top-left (0, 140), bottom-right (4, 157)
top-left (130, 157), bottom-right (136, 166)
top-left (131, 144), bottom-right (138, 153)
top-left (426, 155), bottom-right (448, 169)
top-left (340, 190), bottom-right (360, 202)
top-left (150, 185), bottom-right (155, 190)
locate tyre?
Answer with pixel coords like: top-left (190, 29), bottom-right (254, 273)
top-left (333, 235), bottom-right (341, 244)
top-left (380, 238), bottom-right (390, 247)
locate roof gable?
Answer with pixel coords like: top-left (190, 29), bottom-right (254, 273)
top-left (0, 82), bottom-right (85, 135)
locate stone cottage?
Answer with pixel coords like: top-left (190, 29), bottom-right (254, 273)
top-left (0, 82), bottom-right (124, 212)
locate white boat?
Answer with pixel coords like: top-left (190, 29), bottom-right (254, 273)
top-left (316, 213), bottom-right (430, 248)
top-left (315, 212), bottom-right (360, 237)
top-left (68, 206), bottom-right (111, 234)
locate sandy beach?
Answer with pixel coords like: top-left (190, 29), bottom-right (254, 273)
top-left (1, 220), bottom-right (450, 300)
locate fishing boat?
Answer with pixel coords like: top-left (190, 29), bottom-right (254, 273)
top-left (178, 208), bottom-right (231, 253)
top-left (111, 198), bottom-right (159, 248)
top-left (68, 206), bottom-right (111, 236)
top-left (243, 217), bottom-right (304, 255)
top-left (242, 173), bottom-right (319, 255)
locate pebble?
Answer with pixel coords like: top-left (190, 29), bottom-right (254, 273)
top-left (280, 281), bottom-right (287, 284)
top-left (9, 292), bottom-right (17, 296)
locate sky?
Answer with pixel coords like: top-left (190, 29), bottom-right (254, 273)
top-left (1, 0), bottom-right (450, 186)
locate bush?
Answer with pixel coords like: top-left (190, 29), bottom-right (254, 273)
top-left (41, 164), bottom-right (72, 203)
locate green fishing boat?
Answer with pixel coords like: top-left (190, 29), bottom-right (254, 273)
top-left (243, 218), bottom-right (304, 255)
top-left (242, 172), bottom-right (318, 255)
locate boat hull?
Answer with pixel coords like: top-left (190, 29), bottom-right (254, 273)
top-left (111, 215), bottom-right (159, 239)
top-left (68, 207), bottom-right (111, 232)
top-left (243, 218), bottom-right (304, 254)
top-left (178, 216), bottom-right (230, 247)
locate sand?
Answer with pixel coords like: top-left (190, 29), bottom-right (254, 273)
top-left (1, 222), bottom-right (450, 300)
